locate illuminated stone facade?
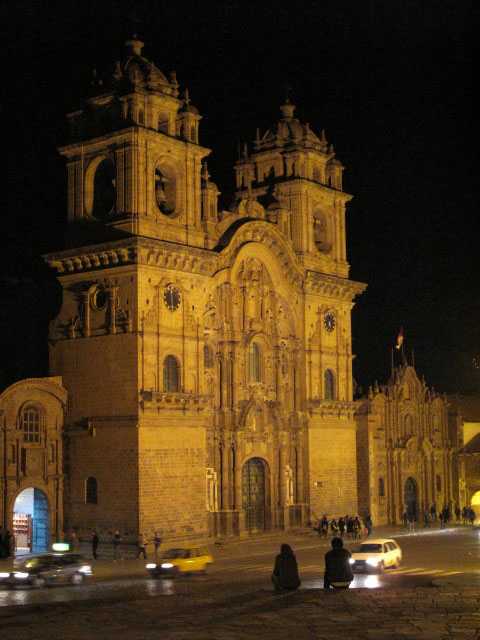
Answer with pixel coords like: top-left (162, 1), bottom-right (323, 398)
top-left (355, 365), bottom-right (462, 525)
top-left (0, 377), bottom-right (67, 546)
top-left (41, 37), bottom-right (365, 543)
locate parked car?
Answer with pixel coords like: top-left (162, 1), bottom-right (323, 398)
top-left (349, 538), bottom-right (402, 573)
top-left (0, 552), bottom-right (92, 588)
top-left (146, 547), bottom-right (213, 577)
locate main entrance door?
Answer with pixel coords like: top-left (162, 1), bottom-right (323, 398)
top-left (242, 458), bottom-right (266, 533)
top-left (404, 477), bottom-right (419, 521)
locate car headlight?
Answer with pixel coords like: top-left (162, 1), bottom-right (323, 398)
top-left (0, 572), bottom-right (10, 578)
top-left (366, 558), bottom-right (379, 566)
top-left (14, 572), bottom-right (29, 579)
top-left (349, 558), bottom-right (355, 564)
top-left (146, 563), bottom-right (157, 569)
top-left (79, 565), bottom-right (91, 574)
top-left (161, 563), bottom-right (174, 569)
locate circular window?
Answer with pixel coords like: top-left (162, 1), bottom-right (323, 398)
top-left (91, 288), bottom-right (108, 311)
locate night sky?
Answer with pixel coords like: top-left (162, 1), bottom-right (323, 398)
top-left (2, 0), bottom-right (478, 396)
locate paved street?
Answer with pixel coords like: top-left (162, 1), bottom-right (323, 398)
top-left (1, 524), bottom-right (480, 638)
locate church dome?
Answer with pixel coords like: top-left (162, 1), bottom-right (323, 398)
top-left (255, 101), bottom-right (326, 152)
top-left (106, 37), bottom-right (173, 95)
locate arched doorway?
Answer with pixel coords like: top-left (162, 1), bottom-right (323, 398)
top-left (242, 458), bottom-right (267, 533)
top-left (404, 477), bottom-right (419, 521)
top-left (13, 488), bottom-right (50, 553)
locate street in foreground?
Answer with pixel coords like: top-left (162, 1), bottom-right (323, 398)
top-left (1, 526), bottom-right (480, 639)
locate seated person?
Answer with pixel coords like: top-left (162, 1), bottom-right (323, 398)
top-left (324, 537), bottom-right (354, 589)
top-left (271, 543), bottom-right (301, 593)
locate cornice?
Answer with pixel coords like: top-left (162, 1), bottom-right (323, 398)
top-left (304, 270), bottom-right (366, 300)
top-left (43, 237), bottom-right (218, 277)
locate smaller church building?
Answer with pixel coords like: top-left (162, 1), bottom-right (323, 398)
top-left (355, 365), bottom-right (463, 525)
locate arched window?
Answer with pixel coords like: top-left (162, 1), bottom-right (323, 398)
top-left (324, 370), bottom-right (335, 400)
top-left (436, 475), bottom-right (442, 492)
top-left (203, 345), bottom-right (213, 368)
top-left (86, 477), bottom-right (97, 504)
top-left (138, 109), bottom-right (144, 125)
top-left (163, 355), bottom-right (180, 392)
top-left (21, 405), bottom-right (41, 443)
top-left (379, 477), bottom-right (385, 497)
top-left (313, 211), bottom-right (330, 253)
top-left (91, 158), bottom-right (116, 220)
top-left (248, 343), bottom-right (260, 382)
top-left (154, 166), bottom-right (176, 214)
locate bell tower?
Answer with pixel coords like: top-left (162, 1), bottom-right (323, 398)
top-left (61, 37), bottom-right (214, 248)
top-left (233, 101), bottom-right (350, 278)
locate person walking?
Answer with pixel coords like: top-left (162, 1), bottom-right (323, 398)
top-left (424, 510), bottom-right (431, 528)
top-left (135, 532), bottom-right (148, 559)
top-left (320, 515), bottom-right (329, 539)
top-left (92, 531), bottom-right (99, 559)
top-left (469, 508), bottom-right (475, 526)
top-left (408, 512), bottom-right (415, 531)
top-left (153, 532), bottom-right (161, 559)
top-left (324, 537), bottom-right (354, 590)
top-left (70, 531), bottom-right (79, 552)
top-left (271, 543), bottom-right (301, 594)
top-left (113, 530), bottom-right (122, 562)
top-left (430, 504), bottom-right (436, 522)
top-left (330, 518), bottom-right (338, 536)
top-left (455, 506), bottom-right (461, 523)
top-left (353, 516), bottom-right (362, 540)
top-left (439, 510), bottom-right (446, 529)
top-left (462, 506), bottom-right (468, 524)
top-left (338, 517), bottom-right (345, 538)
top-left (364, 515), bottom-right (373, 537)
top-left (402, 512), bottom-right (408, 530)
top-left (346, 517), bottom-right (354, 540)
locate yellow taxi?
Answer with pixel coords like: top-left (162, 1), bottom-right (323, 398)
top-left (146, 546), bottom-right (213, 577)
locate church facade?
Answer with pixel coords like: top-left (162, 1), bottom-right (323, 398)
top-left (355, 365), bottom-right (463, 525)
top-left (0, 38), bottom-right (465, 547)
top-left (41, 37), bottom-right (365, 543)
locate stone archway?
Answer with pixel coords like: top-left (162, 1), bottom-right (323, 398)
top-left (242, 458), bottom-right (269, 533)
top-left (13, 487), bottom-right (50, 553)
top-left (404, 477), bottom-right (419, 521)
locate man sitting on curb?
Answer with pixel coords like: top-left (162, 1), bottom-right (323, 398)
top-left (324, 537), bottom-right (354, 589)
top-left (271, 543), bottom-right (301, 594)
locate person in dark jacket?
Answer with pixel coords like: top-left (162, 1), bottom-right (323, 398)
top-left (338, 517), bottom-right (345, 538)
top-left (364, 515), bottom-right (373, 537)
top-left (92, 531), bottom-right (99, 559)
top-left (271, 543), bottom-right (301, 593)
top-left (324, 537), bottom-right (354, 589)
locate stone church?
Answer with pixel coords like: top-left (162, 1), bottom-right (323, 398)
top-left (0, 37), bottom-right (463, 548)
top-left (355, 365), bottom-right (463, 526)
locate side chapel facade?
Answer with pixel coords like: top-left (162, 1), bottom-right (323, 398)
top-left (356, 365), bottom-right (463, 525)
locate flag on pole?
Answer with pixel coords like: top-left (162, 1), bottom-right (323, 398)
top-left (396, 328), bottom-right (403, 350)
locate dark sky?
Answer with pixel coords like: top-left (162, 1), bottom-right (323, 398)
top-left (2, 0), bottom-right (478, 395)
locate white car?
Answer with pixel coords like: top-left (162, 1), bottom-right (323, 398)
top-left (350, 538), bottom-right (402, 573)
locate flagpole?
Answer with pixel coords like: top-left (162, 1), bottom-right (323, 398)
top-left (391, 348), bottom-right (394, 380)
top-left (411, 348), bottom-right (415, 369)
top-left (400, 325), bottom-right (406, 366)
